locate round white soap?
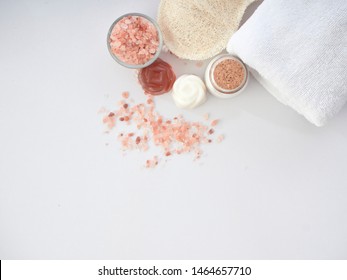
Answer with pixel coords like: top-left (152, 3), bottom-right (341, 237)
top-left (172, 75), bottom-right (207, 109)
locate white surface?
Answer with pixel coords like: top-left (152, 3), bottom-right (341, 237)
top-left (0, 0), bottom-right (347, 259)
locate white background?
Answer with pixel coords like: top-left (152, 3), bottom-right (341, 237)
top-left (0, 0), bottom-right (347, 259)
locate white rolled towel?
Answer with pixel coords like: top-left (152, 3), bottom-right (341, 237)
top-left (227, 0), bottom-right (347, 126)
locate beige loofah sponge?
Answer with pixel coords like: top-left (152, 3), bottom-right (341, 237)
top-left (158, 0), bottom-right (256, 60)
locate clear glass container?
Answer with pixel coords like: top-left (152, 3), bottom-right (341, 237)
top-left (107, 13), bottom-right (163, 69)
top-left (205, 54), bottom-right (248, 98)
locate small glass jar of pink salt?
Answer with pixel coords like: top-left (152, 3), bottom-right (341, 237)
top-left (107, 13), bottom-right (163, 69)
top-left (205, 54), bottom-right (249, 98)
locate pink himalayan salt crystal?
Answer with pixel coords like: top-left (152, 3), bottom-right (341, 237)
top-left (102, 92), bottom-right (223, 167)
top-left (203, 113), bottom-right (209, 121)
top-left (103, 112), bottom-right (116, 129)
top-left (211, 119), bottom-right (219, 126)
top-left (216, 135), bottom-right (224, 143)
top-left (145, 156), bottom-right (159, 169)
top-left (109, 15), bottom-right (160, 65)
top-left (122, 91), bottom-right (129, 99)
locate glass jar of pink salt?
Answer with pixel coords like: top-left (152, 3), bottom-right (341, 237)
top-left (107, 13), bottom-right (163, 69)
top-left (205, 54), bottom-right (248, 98)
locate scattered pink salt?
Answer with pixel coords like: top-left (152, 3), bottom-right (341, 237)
top-left (216, 135), bottom-right (224, 143)
top-left (122, 91), bottom-right (129, 99)
top-left (102, 92), bottom-right (224, 167)
top-left (102, 112), bottom-right (116, 129)
top-left (211, 119), bottom-right (219, 126)
top-left (203, 113), bottom-right (209, 121)
top-left (145, 156), bottom-right (158, 168)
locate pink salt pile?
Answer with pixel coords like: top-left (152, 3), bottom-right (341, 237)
top-left (109, 15), bottom-right (160, 65)
top-left (102, 92), bottom-right (223, 168)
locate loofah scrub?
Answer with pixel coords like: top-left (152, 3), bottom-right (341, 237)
top-left (157, 0), bottom-right (257, 60)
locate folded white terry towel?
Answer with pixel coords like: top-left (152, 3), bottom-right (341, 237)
top-left (227, 0), bottom-right (347, 126)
